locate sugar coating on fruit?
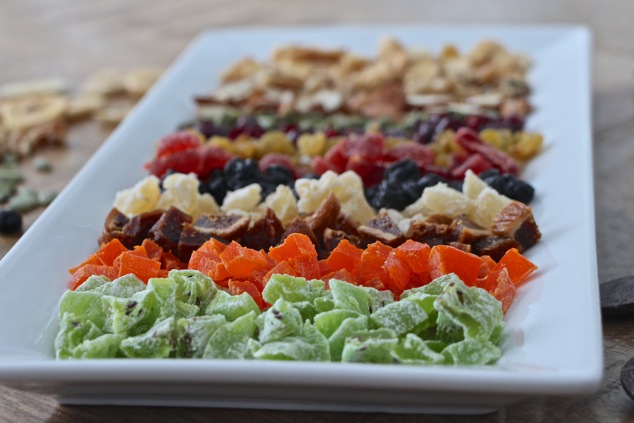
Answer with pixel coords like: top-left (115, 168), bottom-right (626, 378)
top-left (157, 173), bottom-right (219, 217)
top-left (264, 184), bottom-right (298, 224)
top-left (114, 175), bottom-right (161, 216)
top-left (467, 187), bottom-right (512, 229)
top-left (221, 183), bottom-right (261, 213)
top-left (420, 183), bottom-right (473, 218)
top-left (114, 173), bottom-right (218, 218)
top-left (462, 169), bottom-right (488, 199)
top-left (295, 171), bottom-right (376, 224)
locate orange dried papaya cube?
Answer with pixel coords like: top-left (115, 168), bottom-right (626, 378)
top-left (478, 255), bottom-right (497, 279)
top-left (394, 240), bottom-right (430, 274)
top-left (68, 264), bottom-right (118, 290)
top-left (198, 238), bottom-right (227, 256)
top-left (325, 239), bottom-right (363, 273)
top-left (95, 238), bottom-right (129, 267)
top-left (322, 268), bottom-right (356, 286)
top-left (383, 250), bottom-right (412, 293)
top-left (229, 280), bottom-right (265, 309)
top-left (402, 272), bottom-right (431, 292)
top-left (354, 242), bottom-right (392, 286)
top-left (286, 255), bottom-right (320, 280)
top-left (117, 251), bottom-right (162, 283)
top-left (220, 241), bottom-right (270, 280)
top-left (268, 233), bottom-right (317, 263)
top-left (189, 251), bottom-right (218, 277)
top-left (161, 251), bottom-right (187, 271)
top-left (488, 267), bottom-right (516, 313)
top-left (428, 245), bottom-right (482, 287)
top-left (318, 259), bottom-right (332, 277)
top-left (68, 254), bottom-right (103, 275)
top-left (141, 239), bottom-right (163, 261)
top-left (494, 248), bottom-right (538, 286)
top-left (263, 261), bottom-right (298, 287)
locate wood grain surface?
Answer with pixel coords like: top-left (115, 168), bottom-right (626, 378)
top-left (1, 0), bottom-right (634, 421)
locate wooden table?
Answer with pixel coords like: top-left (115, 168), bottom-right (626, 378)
top-left (1, 0), bottom-right (634, 421)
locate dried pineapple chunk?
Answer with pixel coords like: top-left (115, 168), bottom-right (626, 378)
top-left (462, 169), bottom-right (488, 199)
top-left (157, 173), bottom-right (219, 218)
top-left (420, 183), bottom-right (473, 218)
top-left (295, 170), bottom-right (375, 224)
top-left (468, 187), bottom-right (512, 229)
top-left (221, 183), bottom-right (261, 213)
top-left (114, 176), bottom-right (161, 216)
top-left (264, 184), bottom-right (298, 224)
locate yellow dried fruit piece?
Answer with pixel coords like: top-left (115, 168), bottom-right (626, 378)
top-left (462, 169), bottom-right (488, 199)
top-left (221, 184), bottom-right (262, 213)
top-left (157, 173), bottom-right (218, 218)
top-left (479, 129), bottom-right (514, 152)
top-left (511, 132), bottom-right (543, 161)
top-left (114, 176), bottom-right (161, 216)
top-left (0, 95), bottom-right (68, 130)
top-left (256, 131), bottom-right (295, 157)
top-left (264, 185), bottom-right (298, 224)
top-left (467, 187), bottom-right (512, 229)
top-left (297, 132), bottom-right (327, 157)
top-left (420, 183), bottom-right (473, 218)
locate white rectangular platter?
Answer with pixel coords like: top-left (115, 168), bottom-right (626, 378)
top-left (0, 26), bottom-right (600, 414)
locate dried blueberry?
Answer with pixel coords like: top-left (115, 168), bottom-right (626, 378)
top-left (224, 158), bottom-right (262, 190)
top-left (0, 209), bottom-right (22, 234)
top-left (371, 181), bottom-right (410, 210)
top-left (364, 184), bottom-right (379, 204)
top-left (448, 180), bottom-right (464, 192)
top-left (418, 173), bottom-right (446, 190)
top-left (384, 160), bottom-right (421, 184)
top-left (402, 179), bottom-right (425, 201)
top-left (481, 173), bottom-right (507, 193)
top-left (263, 165), bottom-right (294, 186)
top-left (504, 178), bottom-right (535, 204)
top-left (259, 181), bottom-right (278, 200)
top-left (204, 169), bottom-right (228, 204)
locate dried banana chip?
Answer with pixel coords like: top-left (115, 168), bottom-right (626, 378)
top-left (80, 69), bottom-right (126, 96)
top-left (66, 95), bottom-right (105, 121)
top-left (0, 95), bottom-right (68, 131)
top-left (94, 106), bottom-right (131, 125)
top-left (123, 67), bottom-right (162, 98)
top-left (0, 78), bottom-right (68, 100)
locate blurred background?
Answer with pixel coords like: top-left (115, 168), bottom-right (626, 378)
top-left (1, 0), bottom-right (634, 422)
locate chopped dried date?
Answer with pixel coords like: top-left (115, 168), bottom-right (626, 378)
top-left (305, 192), bottom-right (341, 236)
top-left (406, 220), bottom-right (455, 247)
top-left (103, 208), bottom-right (130, 233)
top-left (120, 209), bottom-right (164, 249)
top-left (472, 236), bottom-right (521, 261)
top-left (491, 201), bottom-right (541, 252)
top-left (179, 213), bottom-right (249, 260)
top-left (149, 206), bottom-right (193, 258)
top-left (239, 208), bottom-right (284, 250)
top-left (280, 217), bottom-right (319, 246)
top-left (357, 214), bottom-right (404, 247)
